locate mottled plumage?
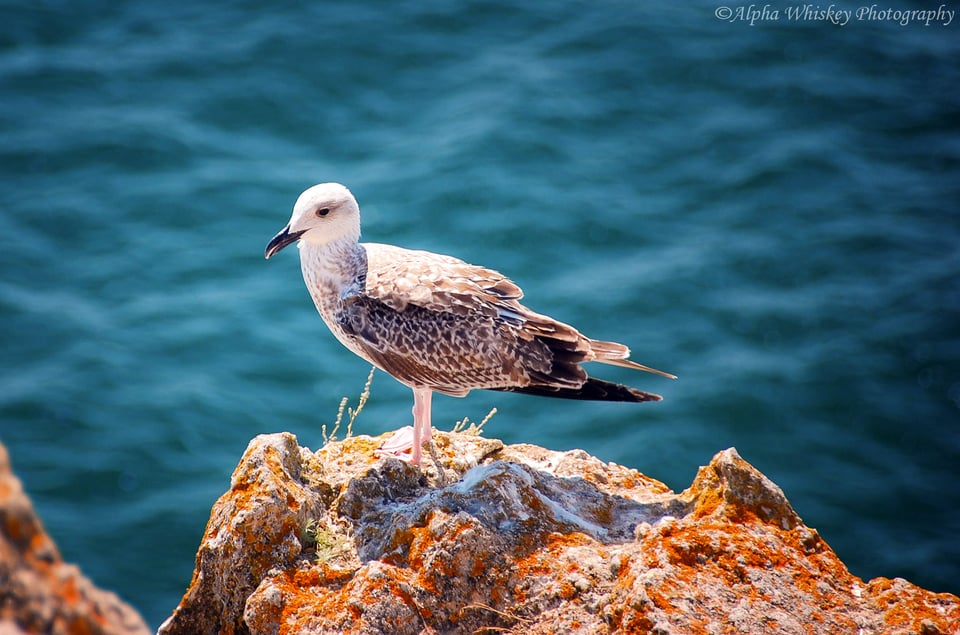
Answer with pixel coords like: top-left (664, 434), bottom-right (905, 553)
top-left (266, 183), bottom-right (674, 465)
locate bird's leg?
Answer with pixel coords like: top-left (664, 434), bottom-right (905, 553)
top-left (410, 387), bottom-right (432, 466)
top-left (374, 387), bottom-right (433, 465)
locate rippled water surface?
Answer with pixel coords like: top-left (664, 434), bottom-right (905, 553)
top-left (1, 1), bottom-right (958, 626)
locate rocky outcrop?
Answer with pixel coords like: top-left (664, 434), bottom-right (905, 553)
top-left (0, 441), bottom-right (151, 635)
top-left (159, 431), bottom-right (960, 635)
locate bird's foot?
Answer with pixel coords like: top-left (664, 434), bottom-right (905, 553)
top-left (375, 425), bottom-right (434, 462)
top-left (375, 426), bottom-right (417, 460)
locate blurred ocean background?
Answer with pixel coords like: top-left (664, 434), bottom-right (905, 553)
top-left (1, 0), bottom-right (958, 627)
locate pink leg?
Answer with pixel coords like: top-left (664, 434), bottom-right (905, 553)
top-left (409, 387), bottom-right (432, 466)
top-left (375, 387), bottom-right (433, 465)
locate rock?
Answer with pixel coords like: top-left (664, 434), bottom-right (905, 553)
top-left (159, 432), bottom-right (960, 635)
top-left (0, 441), bottom-right (151, 635)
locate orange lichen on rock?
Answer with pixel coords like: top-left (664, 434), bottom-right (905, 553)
top-left (158, 432), bottom-right (960, 635)
top-left (867, 577), bottom-right (960, 633)
top-left (0, 441), bottom-right (151, 635)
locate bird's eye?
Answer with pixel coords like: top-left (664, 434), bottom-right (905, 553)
top-left (316, 208), bottom-right (330, 217)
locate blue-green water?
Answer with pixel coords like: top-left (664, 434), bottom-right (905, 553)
top-left (2, 1), bottom-right (958, 627)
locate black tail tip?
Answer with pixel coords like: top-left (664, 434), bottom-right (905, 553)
top-left (492, 378), bottom-right (663, 403)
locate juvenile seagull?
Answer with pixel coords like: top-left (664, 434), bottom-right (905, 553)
top-left (265, 183), bottom-right (675, 466)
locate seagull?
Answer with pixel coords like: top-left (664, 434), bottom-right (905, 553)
top-left (265, 183), bottom-right (675, 466)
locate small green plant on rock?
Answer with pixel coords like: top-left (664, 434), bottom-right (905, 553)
top-left (322, 366), bottom-right (375, 445)
top-left (300, 518), bottom-right (351, 564)
top-left (451, 407), bottom-right (497, 436)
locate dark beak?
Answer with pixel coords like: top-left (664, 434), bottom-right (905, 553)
top-left (265, 225), bottom-right (306, 259)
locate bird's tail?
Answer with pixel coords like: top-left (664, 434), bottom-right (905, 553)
top-left (589, 339), bottom-right (677, 379)
top-left (490, 377), bottom-right (662, 402)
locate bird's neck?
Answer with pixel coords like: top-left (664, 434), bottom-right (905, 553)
top-left (299, 238), bottom-right (366, 300)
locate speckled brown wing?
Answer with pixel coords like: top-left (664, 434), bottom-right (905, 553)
top-left (334, 243), bottom-right (594, 396)
top-left (363, 243), bottom-right (589, 345)
top-left (362, 243), bottom-right (523, 315)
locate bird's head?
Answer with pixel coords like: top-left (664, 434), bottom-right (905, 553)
top-left (265, 182), bottom-right (361, 259)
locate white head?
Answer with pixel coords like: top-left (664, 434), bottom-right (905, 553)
top-left (265, 182), bottom-right (361, 259)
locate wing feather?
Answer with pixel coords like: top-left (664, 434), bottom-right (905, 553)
top-left (341, 242), bottom-right (673, 397)
top-left (362, 243), bottom-right (522, 317)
